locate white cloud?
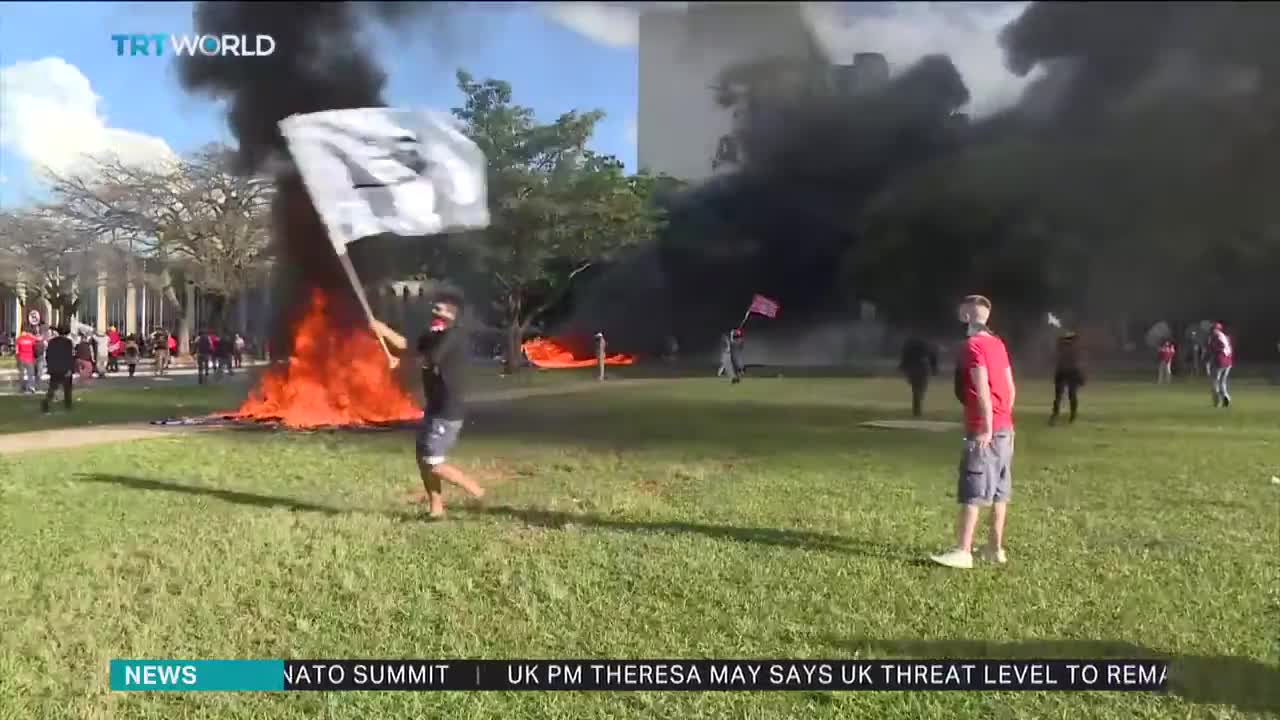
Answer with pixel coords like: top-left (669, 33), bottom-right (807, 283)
top-left (803, 1), bottom-right (1036, 117)
top-left (0, 57), bottom-right (176, 181)
top-left (543, 3), bottom-right (642, 48)
top-left (546, 2), bottom-right (1036, 117)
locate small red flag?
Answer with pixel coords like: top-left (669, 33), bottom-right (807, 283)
top-left (748, 294), bottom-right (780, 319)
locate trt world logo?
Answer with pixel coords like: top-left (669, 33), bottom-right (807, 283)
top-left (112, 34), bottom-right (276, 58)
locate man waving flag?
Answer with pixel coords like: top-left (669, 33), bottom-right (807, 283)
top-left (280, 107), bottom-right (490, 363)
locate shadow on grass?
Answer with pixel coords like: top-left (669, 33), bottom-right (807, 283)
top-left (72, 473), bottom-right (352, 516)
top-left (828, 637), bottom-right (1280, 714)
top-left (466, 504), bottom-right (921, 560)
top-left (466, 396), bottom-right (944, 458)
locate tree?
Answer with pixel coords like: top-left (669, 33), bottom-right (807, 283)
top-left (450, 70), bottom-right (667, 372)
top-left (44, 145), bottom-right (272, 352)
top-left (0, 208), bottom-right (96, 326)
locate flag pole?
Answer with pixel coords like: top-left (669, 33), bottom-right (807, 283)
top-left (737, 308), bottom-right (751, 330)
top-left (335, 251), bottom-right (397, 367)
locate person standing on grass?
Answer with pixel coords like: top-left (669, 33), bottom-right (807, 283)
top-left (75, 333), bottom-right (95, 382)
top-left (93, 329), bottom-right (110, 378)
top-left (932, 294), bottom-right (1016, 570)
top-left (33, 322), bottom-right (50, 393)
top-left (1157, 339), bottom-right (1176, 384)
top-left (900, 334), bottom-right (939, 418)
top-left (233, 333), bottom-right (246, 369)
top-left (195, 329), bottom-right (215, 385)
top-left (1049, 330), bottom-right (1084, 425)
top-left (15, 326), bottom-right (38, 394)
top-left (216, 330), bottom-right (235, 378)
top-left (1208, 322), bottom-right (1234, 408)
top-left (42, 326), bottom-right (75, 413)
top-left (718, 329), bottom-right (741, 384)
top-left (107, 326), bottom-right (121, 373)
top-left (371, 296), bottom-right (485, 520)
top-left (124, 334), bottom-right (141, 377)
top-left (594, 332), bottom-right (607, 382)
top-left (152, 329), bottom-right (170, 376)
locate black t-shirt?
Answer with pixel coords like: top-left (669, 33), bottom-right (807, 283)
top-left (416, 328), bottom-right (466, 420)
top-left (46, 336), bottom-right (75, 374)
top-left (901, 338), bottom-right (938, 376)
top-left (196, 335), bottom-right (215, 357)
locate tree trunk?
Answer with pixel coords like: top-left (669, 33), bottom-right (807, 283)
top-left (505, 321), bottom-right (522, 375)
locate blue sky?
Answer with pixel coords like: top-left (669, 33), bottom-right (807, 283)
top-left (0, 1), bottom-right (639, 206)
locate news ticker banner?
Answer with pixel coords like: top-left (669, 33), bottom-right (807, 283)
top-left (111, 659), bottom-right (1169, 692)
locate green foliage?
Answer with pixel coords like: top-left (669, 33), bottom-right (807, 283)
top-left (449, 70), bottom-right (667, 370)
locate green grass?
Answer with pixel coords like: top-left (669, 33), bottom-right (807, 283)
top-left (0, 376), bottom-right (1276, 719)
top-left (0, 365), bottom-right (586, 435)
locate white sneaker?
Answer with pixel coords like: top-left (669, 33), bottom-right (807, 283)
top-left (981, 546), bottom-right (1008, 565)
top-left (929, 548), bottom-right (974, 569)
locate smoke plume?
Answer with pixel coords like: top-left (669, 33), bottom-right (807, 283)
top-left (177, 1), bottom-right (466, 356)
top-left (567, 2), bottom-right (1280, 358)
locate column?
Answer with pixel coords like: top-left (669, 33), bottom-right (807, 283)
top-left (125, 281), bottom-right (138, 335)
top-left (181, 280), bottom-right (196, 356)
top-left (96, 269), bottom-right (109, 333)
top-left (13, 271), bottom-right (24, 331)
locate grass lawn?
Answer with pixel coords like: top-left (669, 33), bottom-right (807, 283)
top-left (0, 375), bottom-right (1276, 719)
top-left (0, 365), bottom-right (588, 435)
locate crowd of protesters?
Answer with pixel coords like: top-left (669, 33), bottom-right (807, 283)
top-left (6, 321), bottom-right (255, 408)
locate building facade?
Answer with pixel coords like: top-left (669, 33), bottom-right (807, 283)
top-left (638, 4), bottom-right (889, 183)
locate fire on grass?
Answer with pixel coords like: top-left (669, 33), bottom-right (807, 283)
top-left (234, 288), bottom-right (422, 428)
top-left (522, 336), bottom-right (636, 369)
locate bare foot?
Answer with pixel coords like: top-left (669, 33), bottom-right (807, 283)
top-left (464, 483), bottom-right (486, 499)
top-left (428, 504), bottom-right (446, 520)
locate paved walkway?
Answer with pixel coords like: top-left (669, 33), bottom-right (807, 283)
top-left (0, 378), bottom-right (667, 455)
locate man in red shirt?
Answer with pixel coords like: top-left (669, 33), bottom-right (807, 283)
top-left (15, 326), bottom-right (38, 394)
top-left (932, 294), bottom-right (1017, 570)
top-left (1208, 322), bottom-right (1233, 407)
top-left (1157, 339), bottom-right (1176, 384)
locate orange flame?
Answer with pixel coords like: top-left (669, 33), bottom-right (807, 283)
top-left (235, 289), bottom-right (421, 427)
top-left (522, 336), bottom-right (636, 369)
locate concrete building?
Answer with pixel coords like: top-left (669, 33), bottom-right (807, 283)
top-left (638, 4), bottom-right (889, 182)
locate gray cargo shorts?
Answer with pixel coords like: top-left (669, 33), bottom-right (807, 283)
top-left (957, 430), bottom-right (1014, 506)
top-left (416, 417), bottom-right (463, 466)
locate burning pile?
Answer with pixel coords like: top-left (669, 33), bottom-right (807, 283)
top-left (522, 337), bottom-right (636, 369)
top-left (234, 288), bottom-right (421, 428)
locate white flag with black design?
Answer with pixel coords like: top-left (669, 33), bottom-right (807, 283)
top-left (279, 107), bottom-right (490, 254)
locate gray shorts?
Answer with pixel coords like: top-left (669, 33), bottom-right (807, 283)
top-left (957, 431), bottom-right (1014, 506)
top-left (415, 417), bottom-right (463, 466)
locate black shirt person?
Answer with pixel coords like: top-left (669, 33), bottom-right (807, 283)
top-left (371, 296), bottom-right (484, 519)
top-left (42, 326), bottom-right (76, 413)
top-left (1051, 331), bottom-right (1085, 425)
top-left (900, 335), bottom-right (939, 417)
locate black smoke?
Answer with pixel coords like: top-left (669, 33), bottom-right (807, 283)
top-left (176, 1), bottom-right (466, 356)
top-left (565, 2), bottom-right (1280, 359)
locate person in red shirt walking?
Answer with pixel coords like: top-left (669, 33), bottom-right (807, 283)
top-left (932, 294), bottom-right (1017, 570)
top-left (1157, 339), bottom-right (1176, 384)
top-left (1208, 322), bottom-right (1233, 407)
top-left (15, 326), bottom-right (38, 394)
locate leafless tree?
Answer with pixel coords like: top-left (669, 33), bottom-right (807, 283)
top-left (44, 144), bottom-right (274, 348)
top-left (0, 207), bottom-right (97, 326)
